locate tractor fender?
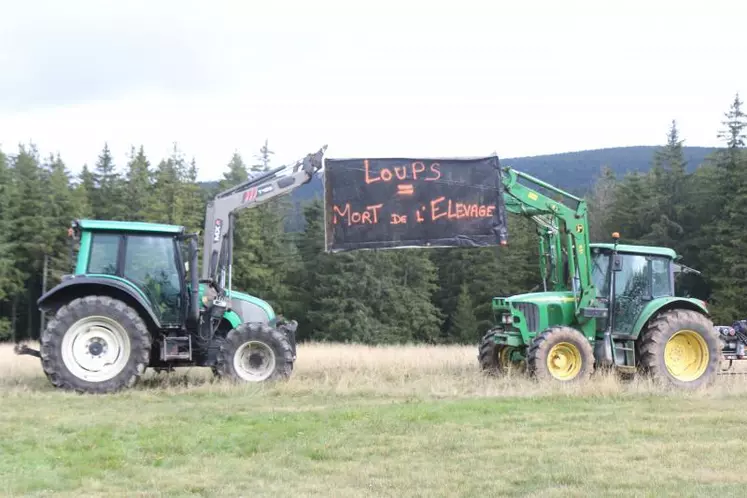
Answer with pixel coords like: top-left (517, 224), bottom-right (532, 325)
top-left (37, 275), bottom-right (162, 331)
top-left (222, 310), bottom-right (241, 329)
top-left (630, 297), bottom-right (710, 340)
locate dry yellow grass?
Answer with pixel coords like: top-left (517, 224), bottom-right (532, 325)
top-left (4, 340), bottom-right (747, 400)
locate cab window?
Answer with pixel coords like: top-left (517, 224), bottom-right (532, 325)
top-left (123, 235), bottom-right (182, 323)
top-left (651, 257), bottom-right (672, 297)
top-left (87, 234), bottom-right (120, 274)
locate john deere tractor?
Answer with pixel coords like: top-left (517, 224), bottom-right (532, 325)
top-left (478, 167), bottom-right (721, 388)
top-left (15, 147), bottom-right (326, 394)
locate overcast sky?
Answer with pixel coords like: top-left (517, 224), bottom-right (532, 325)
top-left (0, 0), bottom-right (743, 181)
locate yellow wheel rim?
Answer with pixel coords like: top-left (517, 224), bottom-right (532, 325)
top-left (664, 329), bottom-right (709, 382)
top-left (546, 342), bottom-right (583, 380)
top-left (499, 346), bottom-right (511, 369)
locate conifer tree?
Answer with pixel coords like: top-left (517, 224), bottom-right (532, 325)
top-left (180, 157), bottom-right (204, 234)
top-left (74, 165), bottom-right (95, 219)
top-left (9, 144), bottom-right (50, 338)
top-left (40, 153), bottom-right (79, 286)
top-left (0, 149), bottom-right (22, 339)
top-left (292, 198), bottom-right (327, 340)
top-left (450, 282), bottom-right (479, 343)
top-left (704, 94), bottom-right (747, 320)
top-left (252, 139), bottom-right (274, 173)
top-left (643, 120), bottom-right (688, 249)
top-left (587, 166), bottom-right (617, 243)
top-left (603, 172), bottom-right (654, 244)
top-left (717, 93), bottom-right (747, 163)
top-left (372, 249), bottom-right (443, 343)
top-left (124, 145), bottom-right (152, 222)
top-left (91, 143), bottom-right (125, 220)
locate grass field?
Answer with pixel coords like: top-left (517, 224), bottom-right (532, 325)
top-left (3, 342), bottom-right (747, 497)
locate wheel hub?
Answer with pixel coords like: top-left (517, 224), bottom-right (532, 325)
top-left (546, 342), bottom-right (582, 380)
top-left (248, 353), bottom-right (265, 369)
top-left (665, 329), bottom-right (709, 382)
top-left (233, 341), bottom-right (277, 382)
top-left (88, 340), bottom-right (105, 356)
top-left (61, 316), bottom-right (131, 383)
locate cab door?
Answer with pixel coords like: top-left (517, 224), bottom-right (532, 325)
top-left (610, 254), bottom-right (651, 335)
top-left (122, 234), bottom-right (184, 326)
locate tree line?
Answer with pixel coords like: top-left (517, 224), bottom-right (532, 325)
top-left (0, 93), bottom-right (745, 343)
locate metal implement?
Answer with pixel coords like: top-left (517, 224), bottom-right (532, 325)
top-left (479, 163), bottom-right (722, 389)
top-left (17, 146), bottom-right (326, 394)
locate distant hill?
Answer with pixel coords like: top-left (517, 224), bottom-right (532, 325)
top-left (499, 145), bottom-right (718, 195)
top-left (199, 145), bottom-right (719, 231)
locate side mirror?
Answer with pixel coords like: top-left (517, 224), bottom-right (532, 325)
top-left (613, 254), bottom-right (623, 271)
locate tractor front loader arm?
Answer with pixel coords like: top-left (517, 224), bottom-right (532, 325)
top-left (201, 145), bottom-right (327, 293)
top-left (500, 167), bottom-right (598, 337)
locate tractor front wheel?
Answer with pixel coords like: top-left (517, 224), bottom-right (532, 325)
top-left (40, 296), bottom-right (151, 394)
top-left (638, 309), bottom-right (720, 389)
top-left (215, 322), bottom-right (294, 383)
top-left (478, 329), bottom-right (525, 375)
top-left (527, 326), bottom-right (595, 383)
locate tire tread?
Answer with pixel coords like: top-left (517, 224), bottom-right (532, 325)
top-left (40, 295), bottom-right (151, 394)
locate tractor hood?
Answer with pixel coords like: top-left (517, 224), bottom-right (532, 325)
top-left (493, 291), bottom-right (576, 310)
top-left (492, 291), bottom-right (577, 334)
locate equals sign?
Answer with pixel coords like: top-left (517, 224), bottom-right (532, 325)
top-left (397, 184), bottom-right (414, 195)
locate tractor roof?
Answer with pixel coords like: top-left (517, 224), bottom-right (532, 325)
top-left (590, 243), bottom-right (677, 260)
top-left (75, 219), bottom-right (185, 235)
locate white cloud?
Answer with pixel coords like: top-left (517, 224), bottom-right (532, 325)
top-left (0, 0), bottom-right (744, 181)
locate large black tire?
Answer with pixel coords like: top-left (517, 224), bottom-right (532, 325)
top-left (638, 309), bottom-right (720, 389)
top-left (527, 326), bottom-right (595, 383)
top-left (215, 322), bottom-right (294, 383)
top-left (40, 296), bottom-right (151, 394)
top-left (478, 329), bottom-right (502, 375)
top-left (478, 329), bottom-right (525, 376)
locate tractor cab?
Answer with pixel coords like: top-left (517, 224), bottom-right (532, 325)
top-left (589, 242), bottom-right (677, 335)
top-left (66, 219), bottom-right (190, 328)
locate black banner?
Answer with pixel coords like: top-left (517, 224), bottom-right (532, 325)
top-left (323, 155), bottom-right (508, 252)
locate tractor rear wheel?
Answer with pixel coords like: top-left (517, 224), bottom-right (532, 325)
top-left (478, 329), bottom-right (525, 375)
top-left (527, 326), bottom-right (595, 383)
top-left (40, 296), bottom-right (151, 394)
top-left (638, 309), bottom-right (720, 389)
top-left (215, 322), bottom-right (294, 383)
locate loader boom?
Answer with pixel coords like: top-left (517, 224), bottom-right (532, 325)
top-left (202, 146), bottom-right (327, 293)
top-left (500, 167), bottom-right (598, 334)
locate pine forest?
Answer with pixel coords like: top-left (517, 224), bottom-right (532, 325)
top-left (1, 94), bottom-right (746, 344)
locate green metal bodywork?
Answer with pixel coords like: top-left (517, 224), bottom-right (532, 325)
top-left (71, 219), bottom-right (275, 330)
top-left (487, 167), bottom-right (710, 366)
top-left (590, 243), bottom-right (677, 260)
top-left (629, 297), bottom-right (709, 336)
top-left (76, 219), bottom-right (185, 234)
top-left (491, 291), bottom-right (577, 347)
top-left (195, 284), bottom-right (275, 327)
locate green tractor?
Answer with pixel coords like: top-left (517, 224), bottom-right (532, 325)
top-left (478, 167), bottom-right (721, 388)
top-left (15, 147), bottom-right (326, 394)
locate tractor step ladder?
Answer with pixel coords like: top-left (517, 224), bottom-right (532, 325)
top-left (612, 336), bottom-right (636, 372)
top-left (161, 336), bottom-right (192, 361)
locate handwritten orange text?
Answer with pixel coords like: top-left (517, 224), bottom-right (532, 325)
top-left (430, 197), bottom-right (495, 221)
top-left (364, 160), bottom-right (441, 184)
top-left (333, 203), bottom-right (383, 226)
top-left (391, 213), bottom-right (408, 224)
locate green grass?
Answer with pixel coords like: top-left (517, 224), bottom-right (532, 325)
top-left (3, 342), bottom-right (747, 497)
